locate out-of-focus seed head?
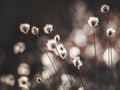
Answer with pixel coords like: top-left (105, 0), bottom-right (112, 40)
top-left (103, 47), bottom-right (119, 67)
top-left (20, 23), bottom-right (30, 35)
top-left (43, 24), bottom-right (53, 34)
top-left (106, 28), bottom-right (116, 36)
top-left (41, 52), bottom-right (54, 66)
top-left (13, 42), bottom-right (26, 54)
top-left (31, 26), bottom-right (39, 35)
top-left (61, 74), bottom-right (69, 82)
top-left (73, 56), bottom-right (83, 69)
top-left (88, 16), bottom-right (99, 27)
top-left (17, 63), bottom-right (30, 76)
top-left (61, 74), bottom-right (71, 89)
top-left (69, 47), bottom-right (80, 58)
top-left (78, 87), bottom-right (84, 90)
top-left (0, 74), bottom-right (15, 86)
top-left (100, 4), bottom-right (110, 14)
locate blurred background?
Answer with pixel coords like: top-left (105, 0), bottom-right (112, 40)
top-left (0, 0), bottom-right (120, 90)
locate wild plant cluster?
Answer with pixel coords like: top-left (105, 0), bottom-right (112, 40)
top-left (0, 3), bottom-right (120, 90)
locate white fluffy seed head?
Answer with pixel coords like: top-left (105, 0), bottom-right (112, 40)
top-left (18, 76), bottom-right (30, 90)
top-left (54, 34), bottom-right (60, 42)
top-left (31, 26), bottom-right (39, 35)
top-left (61, 74), bottom-right (69, 82)
top-left (56, 43), bottom-right (67, 59)
top-left (106, 28), bottom-right (116, 36)
top-left (20, 23), bottom-right (30, 35)
top-left (103, 48), bottom-right (119, 67)
top-left (0, 74), bottom-right (15, 86)
top-left (88, 16), bottom-right (99, 27)
top-left (46, 39), bottom-right (58, 51)
top-left (100, 4), bottom-right (110, 14)
top-left (43, 24), bottom-right (53, 34)
top-left (41, 52), bottom-right (54, 66)
top-left (73, 56), bottom-right (83, 69)
top-left (17, 63), bottom-right (30, 76)
top-left (69, 47), bottom-right (80, 58)
top-left (13, 42), bottom-right (26, 54)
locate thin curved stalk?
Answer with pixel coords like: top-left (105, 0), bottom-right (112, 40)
top-left (37, 35), bottom-right (66, 90)
top-left (45, 73), bottom-right (53, 88)
top-left (55, 48), bottom-right (73, 87)
top-left (108, 37), bottom-right (111, 85)
top-left (105, 13), bottom-right (109, 28)
top-left (93, 27), bottom-right (97, 90)
top-left (109, 37), bottom-right (114, 90)
top-left (56, 48), bottom-right (88, 90)
top-left (42, 47), bottom-right (66, 90)
top-left (79, 68), bottom-right (88, 90)
top-left (26, 36), bottom-right (55, 89)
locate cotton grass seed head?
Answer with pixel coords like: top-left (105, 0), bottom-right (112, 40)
top-left (56, 43), bottom-right (67, 59)
top-left (88, 16), bottom-right (99, 27)
top-left (20, 23), bottom-right (30, 35)
top-left (18, 76), bottom-right (30, 90)
top-left (69, 47), bottom-right (80, 58)
top-left (41, 52), bottom-right (54, 66)
top-left (31, 26), bottom-right (39, 35)
top-left (13, 42), bottom-right (26, 54)
top-left (61, 74), bottom-right (69, 82)
top-left (34, 74), bottom-right (41, 84)
top-left (107, 28), bottom-right (116, 36)
top-left (46, 39), bottom-right (58, 51)
top-left (103, 48), bottom-right (119, 67)
top-left (5, 74), bottom-right (15, 86)
top-left (100, 4), bottom-right (110, 14)
top-left (43, 24), bottom-right (53, 34)
top-left (17, 63), bottom-right (30, 76)
top-left (61, 74), bottom-right (71, 88)
top-left (54, 34), bottom-right (60, 42)
top-left (57, 43), bottom-right (64, 51)
top-left (59, 50), bottom-right (67, 59)
top-left (73, 56), bottom-right (83, 69)
top-left (0, 74), bottom-right (15, 86)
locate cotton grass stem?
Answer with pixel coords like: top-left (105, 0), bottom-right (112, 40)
top-left (79, 68), bottom-right (88, 90)
top-left (109, 37), bottom-right (114, 90)
top-left (55, 48), bottom-right (74, 88)
top-left (37, 35), bottom-right (65, 90)
top-left (93, 27), bottom-right (97, 90)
